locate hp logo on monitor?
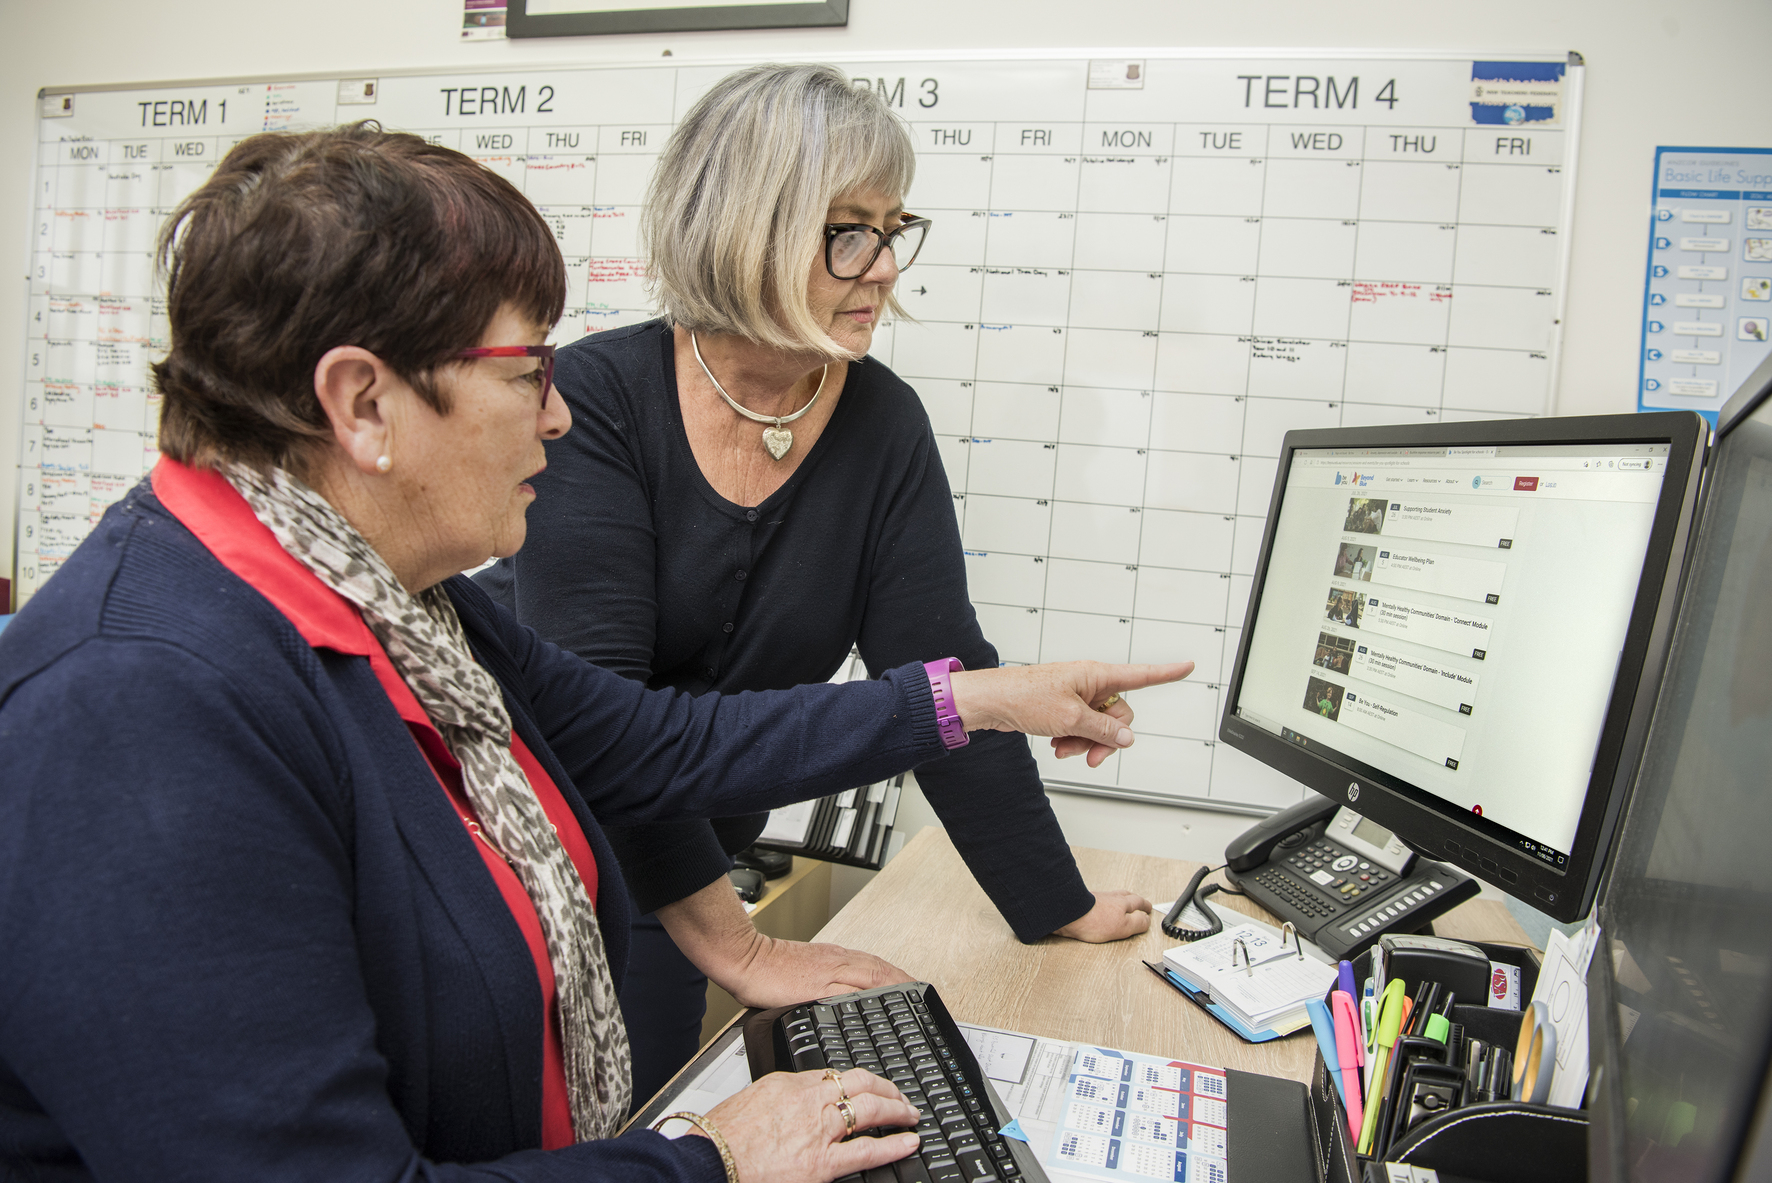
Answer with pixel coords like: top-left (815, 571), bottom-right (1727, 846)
top-left (1348, 782), bottom-right (1361, 802)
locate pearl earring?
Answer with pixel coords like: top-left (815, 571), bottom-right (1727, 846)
top-left (375, 454), bottom-right (392, 473)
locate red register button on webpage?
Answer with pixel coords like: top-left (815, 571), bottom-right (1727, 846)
top-left (1514, 476), bottom-right (1540, 491)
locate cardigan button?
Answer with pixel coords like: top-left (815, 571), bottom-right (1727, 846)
top-left (745, 509), bottom-right (759, 522)
top-left (734, 569), bottom-right (747, 581)
top-left (723, 622), bottom-right (734, 633)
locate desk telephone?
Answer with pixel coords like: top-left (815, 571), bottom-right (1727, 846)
top-left (1205, 793), bottom-right (1477, 960)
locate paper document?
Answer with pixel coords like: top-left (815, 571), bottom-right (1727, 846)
top-left (1535, 919), bottom-right (1600, 1109)
top-left (758, 800), bottom-right (814, 845)
top-left (959, 1024), bottom-right (1230, 1183)
top-left (1164, 921), bottom-right (1338, 1030)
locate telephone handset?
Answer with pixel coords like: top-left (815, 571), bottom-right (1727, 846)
top-left (1224, 793), bottom-right (1342, 874)
top-left (1211, 792), bottom-right (1478, 961)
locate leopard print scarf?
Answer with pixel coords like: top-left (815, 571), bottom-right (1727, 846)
top-left (223, 463), bottom-right (631, 1142)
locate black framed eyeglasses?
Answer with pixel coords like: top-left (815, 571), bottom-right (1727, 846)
top-left (824, 213), bottom-right (932, 281)
top-left (452, 344), bottom-right (556, 407)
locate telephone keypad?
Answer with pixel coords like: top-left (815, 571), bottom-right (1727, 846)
top-left (1263, 836), bottom-right (1405, 926)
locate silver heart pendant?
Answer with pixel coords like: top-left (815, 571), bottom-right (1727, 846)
top-left (761, 424), bottom-right (793, 460)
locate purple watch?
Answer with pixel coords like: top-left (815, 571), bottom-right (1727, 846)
top-left (923, 657), bottom-right (970, 750)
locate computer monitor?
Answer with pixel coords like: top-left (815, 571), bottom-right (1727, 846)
top-left (1588, 366), bottom-right (1772, 1182)
top-left (1217, 412), bottom-right (1708, 924)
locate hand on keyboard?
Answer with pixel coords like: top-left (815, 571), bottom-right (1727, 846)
top-left (762, 986), bottom-right (1044, 1183)
top-left (703, 1066), bottom-right (920, 1183)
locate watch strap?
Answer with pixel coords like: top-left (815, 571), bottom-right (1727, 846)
top-left (923, 657), bottom-right (970, 750)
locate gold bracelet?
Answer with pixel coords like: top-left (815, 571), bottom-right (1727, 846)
top-left (652, 1111), bottom-right (739, 1183)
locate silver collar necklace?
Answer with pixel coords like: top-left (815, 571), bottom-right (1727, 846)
top-left (691, 331), bottom-right (827, 461)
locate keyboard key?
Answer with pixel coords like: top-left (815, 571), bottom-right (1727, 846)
top-left (791, 1045), bottom-right (827, 1071)
top-left (927, 1164), bottom-right (964, 1183)
top-left (894, 1156), bottom-right (934, 1183)
top-left (955, 1149), bottom-right (999, 1182)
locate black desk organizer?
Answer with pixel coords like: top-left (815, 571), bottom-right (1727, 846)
top-left (751, 773), bottom-right (905, 871)
top-left (1299, 941), bottom-right (1589, 1183)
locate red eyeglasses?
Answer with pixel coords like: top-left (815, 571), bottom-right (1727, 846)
top-left (452, 344), bottom-right (556, 407)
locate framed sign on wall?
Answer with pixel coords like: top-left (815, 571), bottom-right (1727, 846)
top-left (507, 0), bottom-right (847, 38)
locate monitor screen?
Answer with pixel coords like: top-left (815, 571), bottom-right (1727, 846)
top-left (1590, 383), bottom-right (1772, 1181)
top-left (1219, 413), bottom-right (1708, 923)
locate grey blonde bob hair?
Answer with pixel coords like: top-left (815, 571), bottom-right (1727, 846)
top-left (643, 63), bottom-right (917, 359)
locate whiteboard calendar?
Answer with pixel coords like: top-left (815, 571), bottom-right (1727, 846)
top-left (16, 52), bottom-right (1582, 812)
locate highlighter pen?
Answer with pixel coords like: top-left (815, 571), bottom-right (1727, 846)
top-left (1333, 989), bottom-right (1367, 1091)
top-left (1306, 998), bottom-right (1346, 1106)
top-left (1358, 980), bottom-right (1407, 1156)
top-left (1331, 991), bottom-right (1366, 1140)
top-left (1338, 959), bottom-right (1358, 1003)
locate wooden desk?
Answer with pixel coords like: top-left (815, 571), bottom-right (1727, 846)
top-left (814, 826), bottom-right (1535, 1084)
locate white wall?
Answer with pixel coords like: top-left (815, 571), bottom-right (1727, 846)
top-left (8, 1), bottom-right (1766, 863)
top-left (4, 3), bottom-right (1771, 596)
top-left (7, 3), bottom-right (1771, 593)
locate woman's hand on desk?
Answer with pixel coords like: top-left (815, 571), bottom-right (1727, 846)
top-left (1054, 889), bottom-right (1155, 942)
top-left (949, 659), bottom-right (1195, 768)
top-left (656, 874), bottom-right (913, 1008)
top-left (721, 935), bottom-right (913, 1009)
top-left (704, 1068), bottom-right (920, 1183)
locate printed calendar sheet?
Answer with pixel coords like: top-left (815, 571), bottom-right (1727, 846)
top-left (959, 1023), bottom-right (1232, 1183)
top-left (19, 54), bottom-right (1580, 810)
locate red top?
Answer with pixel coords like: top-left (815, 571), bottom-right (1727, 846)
top-left (152, 458), bottom-right (588, 1150)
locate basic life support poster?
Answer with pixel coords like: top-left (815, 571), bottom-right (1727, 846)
top-left (17, 53), bottom-right (1581, 812)
top-left (1637, 146), bottom-right (1772, 424)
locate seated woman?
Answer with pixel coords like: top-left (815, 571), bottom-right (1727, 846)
top-left (477, 62), bottom-right (1160, 1104)
top-left (0, 124), bottom-right (1190, 1182)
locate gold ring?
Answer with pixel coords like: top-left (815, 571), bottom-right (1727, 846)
top-left (834, 1097), bottom-right (858, 1136)
top-left (1099, 693), bottom-right (1121, 709)
top-left (823, 1067), bottom-right (849, 1100)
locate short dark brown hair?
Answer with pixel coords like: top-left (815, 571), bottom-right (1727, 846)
top-left (153, 122), bottom-right (565, 471)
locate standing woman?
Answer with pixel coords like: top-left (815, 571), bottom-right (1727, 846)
top-left (479, 63), bottom-right (1157, 1102)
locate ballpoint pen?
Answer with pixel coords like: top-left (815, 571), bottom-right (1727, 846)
top-left (1361, 979), bottom-right (1377, 1055)
top-left (1359, 980), bottom-right (1407, 1156)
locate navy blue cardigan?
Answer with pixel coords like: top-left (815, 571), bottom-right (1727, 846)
top-left (0, 482), bottom-right (947, 1182)
top-left (479, 320), bottom-right (1095, 937)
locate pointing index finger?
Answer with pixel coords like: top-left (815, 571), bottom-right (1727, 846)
top-left (1098, 661), bottom-right (1195, 694)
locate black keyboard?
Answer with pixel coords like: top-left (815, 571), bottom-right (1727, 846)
top-left (744, 982), bottom-right (1049, 1183)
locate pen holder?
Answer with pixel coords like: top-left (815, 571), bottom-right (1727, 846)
top-left (1310, 943), bottom-right (1586, 1183)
